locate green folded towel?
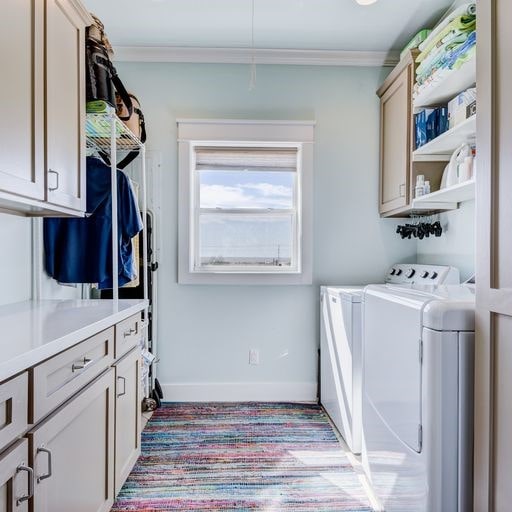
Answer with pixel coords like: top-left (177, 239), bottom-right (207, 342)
top-left (86, 101), bottom-right (115, 114)
top-left (400, 29), bottom-right (432, 61)
top-left (416, 15), bottom-right (476, 63)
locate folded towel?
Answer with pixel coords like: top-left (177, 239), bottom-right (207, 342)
top-left (444, 31), bottom-right (476, 69)
top-left (418, 2), bottom-right (476, 53)
top-left (417, 15), bottom-right (476, 63)
top-left (416, 31), bottom-right (471, 77)
top-left (415, 31), bottom-right (476, 91)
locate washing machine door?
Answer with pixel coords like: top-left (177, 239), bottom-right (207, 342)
top-left (364, 286), bottom-right (429, 453)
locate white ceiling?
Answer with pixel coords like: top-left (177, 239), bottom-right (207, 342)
top-left (84, 0), bottom-right (454, 53)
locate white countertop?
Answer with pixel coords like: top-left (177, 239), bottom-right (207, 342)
top-left (0, 299), bottom-right (148, 383)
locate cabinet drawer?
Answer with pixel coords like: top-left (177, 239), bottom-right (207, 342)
top-left (0, 373), bottom-right (28, 453)
top-left (115, 314), bottom-right (142, 359)
top-left (32, 328), bottom-right (114, 423)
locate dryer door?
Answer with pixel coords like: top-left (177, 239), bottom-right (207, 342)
top-left (364, 286), bottom-right (426, 452)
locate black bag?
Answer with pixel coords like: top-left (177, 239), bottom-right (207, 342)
top-left (85, 38), bottom-right (133, 117)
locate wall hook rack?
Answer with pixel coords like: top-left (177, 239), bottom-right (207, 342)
top-left (396, 214), bottom-right (443, 240)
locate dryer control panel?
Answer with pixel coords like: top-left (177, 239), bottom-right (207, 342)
top-left (385, 264), bottom-right (460, 285)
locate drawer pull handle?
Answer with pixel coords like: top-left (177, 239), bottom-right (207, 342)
top-left (16, 464), bottom-right (34, 505)
top-left (36, 447), bottom-right (52, 483)
top-left (72, 357), bottom-right (92, 372)
top-left (48, 169), bottom-right (60, 191)
top-left (123, 327), bottom-right (137, 338)
top-left (117, 376), bottom-right (126, 397)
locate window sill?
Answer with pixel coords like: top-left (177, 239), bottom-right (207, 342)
top-left (178, 269), bottom-right (312, 286)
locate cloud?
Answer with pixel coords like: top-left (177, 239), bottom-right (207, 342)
top-left (200, 182), bottom-right (292, 209)
top-left (242, 183), bottom-right (292, 198)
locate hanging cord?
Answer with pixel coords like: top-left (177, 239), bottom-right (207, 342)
top-left (249, 0), bottom-right (257, 91)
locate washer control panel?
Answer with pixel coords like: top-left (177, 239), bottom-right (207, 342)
top-left (385, 264), bottom-right (460, 285)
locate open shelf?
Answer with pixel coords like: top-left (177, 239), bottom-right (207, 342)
top-left (413, 115), bottom-right (476, 161)
top-left (85, 112), bottom-right (143, 152)
top-left (412, 179), bottom-right (475, 210)
top-left (413, 56), bottom-right (476, 108)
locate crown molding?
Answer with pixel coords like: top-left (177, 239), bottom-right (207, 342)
top-left (113, 46), bottom-right (399, 67)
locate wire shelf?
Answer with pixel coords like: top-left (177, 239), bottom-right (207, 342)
top-left (86, 112), bottom-right (143, 152)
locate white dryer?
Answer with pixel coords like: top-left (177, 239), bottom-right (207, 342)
top-left (362, 284), bottom-right (475, 512)
top-left (320, 264), bottom-right (460, 454)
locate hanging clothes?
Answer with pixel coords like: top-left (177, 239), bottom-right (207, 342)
top-left (44, 156), bottom-right (143, 289)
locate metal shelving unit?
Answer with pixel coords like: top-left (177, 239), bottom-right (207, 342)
top-left (86, 111), bottom-right (155, 400)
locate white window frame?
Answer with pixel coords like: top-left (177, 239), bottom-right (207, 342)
top-left (178, 119), bottom-right (314, 285)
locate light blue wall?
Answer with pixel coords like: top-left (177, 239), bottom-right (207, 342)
top-left (116, 62), bottom-right (417, 399)
top-left (0, 214), bottom-right (84, 306)
top-left (416, 200), bottom-right (475, 282)
top-left (0, 213), bottom-right (32, 306)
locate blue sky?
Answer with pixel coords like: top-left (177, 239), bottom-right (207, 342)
top-left (199, 170), bottom-right (294, 209)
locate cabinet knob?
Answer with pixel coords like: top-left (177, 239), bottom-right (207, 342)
top-left (48, 169), bottom-right (60, 191)
top-left (16, 464), bottom-right (34, 505)
top-left (399, 183), bottom-right (406, 197)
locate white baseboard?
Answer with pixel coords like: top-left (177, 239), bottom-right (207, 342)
top-left (160, 381), bottom-right (318, 403)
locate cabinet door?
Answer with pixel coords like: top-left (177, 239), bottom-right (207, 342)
top-left (0, 0), bottom-right (44, 201)
top-left (29, 370), bottom-right (114, 512)
top-left (114, 348), bottom-right (141, 496)
top-left (0, 439), bottom-right (32, 512)
top-left (474, 0), bottom-right (512, 510)
top-left (379, 65), bottom-right (411, 215)
top-left (45, 0), bottom-right (86, 212)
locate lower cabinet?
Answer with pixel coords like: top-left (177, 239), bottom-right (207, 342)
top-left (0, 439), bottom-right (32, 512)
top-left (0, 313), bottom-right (144, 511)
top-left (114, 347), bottom-right (141, 496)
top-left (29, 370), bottom-right (115, 512)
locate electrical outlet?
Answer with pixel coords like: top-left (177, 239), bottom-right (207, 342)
top-left (249, 349), bottom-right (260, 365)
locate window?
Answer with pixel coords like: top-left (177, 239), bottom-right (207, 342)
top-left (178, 120), bottom-right (314, 285)
top-left (194, 144), bottom-right (300, 273)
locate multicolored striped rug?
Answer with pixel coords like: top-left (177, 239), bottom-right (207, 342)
top-left (111, 403), bottom-right (373, 511)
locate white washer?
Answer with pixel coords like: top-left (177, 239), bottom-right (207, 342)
top-left (362, 284), bottom-right (475, 512)
top-left (320, 264), bottom-right (460, 454)
top-left (321, 286), bottom-right (364, 453)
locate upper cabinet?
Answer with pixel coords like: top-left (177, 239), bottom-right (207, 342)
top-left (46, 0), bottom-right (87, 212)
top-left (0, 0), bottom-right (45, 203)
top-left (0, 0), bottom-right (91, 217)
top-left (377, 51), bottom-right (446, 218)
top-left (378, 55), bottom-right (414, 215)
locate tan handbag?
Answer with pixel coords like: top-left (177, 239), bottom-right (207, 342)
top-left (116, 93), bottom-right (146, 142)
top-left (114, 92), bottom-right (147, 169)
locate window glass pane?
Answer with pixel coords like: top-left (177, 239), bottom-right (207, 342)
top-left (198, 214), bottom-right (294, 268)
top-left (199, 170), bottom-right (294, 209)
